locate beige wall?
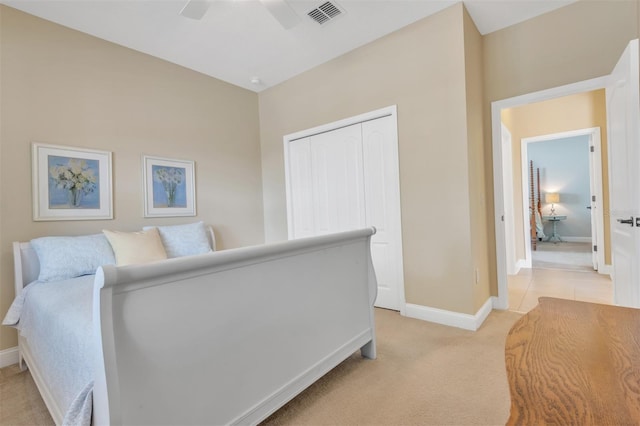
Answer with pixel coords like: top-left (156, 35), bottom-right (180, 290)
top-left (483, 0), bottom-right (639, 294)
top-left (0, 6), bottom-right (264, 351)
top-left (463, 8), bottom-right (491, 311)
top-left (484, 0), bottom-right (638, 103)
top-left (260, 4), bottom-right (490, 315)
top-left (502, 90), bottom-right (611, 265)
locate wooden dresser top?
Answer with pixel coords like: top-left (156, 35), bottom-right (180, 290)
top-left (505, 297), bottom-right (640, 425)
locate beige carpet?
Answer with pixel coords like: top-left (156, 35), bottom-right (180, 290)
top-left (0, 363), bottom-right (52, 425)
top-left (0, 308), bottom-right (522, 426)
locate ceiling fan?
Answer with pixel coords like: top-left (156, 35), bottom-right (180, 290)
top-left (179, 0), bottom-right (302, 29)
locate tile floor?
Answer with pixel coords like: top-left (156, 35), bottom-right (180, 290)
top-left (508, 267), bottom-right (613, 313)
top-left (507, 242), bottom-right (613, 313)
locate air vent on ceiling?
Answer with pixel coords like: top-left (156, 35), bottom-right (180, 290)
top-left (307, 1), bottom-right (344, 25)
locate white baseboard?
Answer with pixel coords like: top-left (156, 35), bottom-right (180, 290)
top-left (561, 236), bottom-right (592, 243)
top-left (514, 259), bottom-right (528, 274)
top-left (598, 264), bottom-right (612, 276)
top-left (404, 297), bottom-right (493, 331)
top-left (0, 346), bottom-right (19, 368)
top-left (491, 295), bottom-right (508, 310)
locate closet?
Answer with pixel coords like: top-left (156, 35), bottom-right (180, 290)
top-left (284, 107), bottom-right (404, 311)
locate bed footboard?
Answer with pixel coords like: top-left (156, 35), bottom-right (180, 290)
top-left (93, 228), bottom-right (377, 425)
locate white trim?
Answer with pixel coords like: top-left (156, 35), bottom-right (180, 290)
top-left (492, 76), bottom-right (608, 309)
top-left (519, 135), bottom-right (533, 267)
top-left (285, 105), bottom-right (396, 142)
top-left (502, 124), bottom-right (518, 275)
top-left (404, 298), bottom-right (493, 331)
top-left (491, 295), bottom-right (506, 310)
top-left (515, 259), bottom-right (528, 273)
top-left (0, 346), bottom-right (19, 368)
top-left (492, 296), bottom-right (509, 310)
top-left (598, 264), bottom-right (613, 276)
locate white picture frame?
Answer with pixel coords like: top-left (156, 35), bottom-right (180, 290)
top-left (32, 142), bottom-right (113, 221)
top-left (143, 155), bottom-right (196, 217)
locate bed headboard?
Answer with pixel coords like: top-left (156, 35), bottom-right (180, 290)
top-left (12, 226), bottom-right (217, 296)
top-left (13, 241), bottom-right (40, 295)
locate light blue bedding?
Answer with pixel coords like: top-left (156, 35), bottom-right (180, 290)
top-left (3, 276), bottom-right (95, 426)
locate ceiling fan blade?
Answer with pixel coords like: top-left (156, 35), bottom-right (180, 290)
top-left (179, 0), bottom-right (211, 20)
top-left (259, 0), bottom-right (301, 30)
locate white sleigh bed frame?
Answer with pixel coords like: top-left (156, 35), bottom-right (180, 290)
top-left (13, 228), bottom-right (378, 425)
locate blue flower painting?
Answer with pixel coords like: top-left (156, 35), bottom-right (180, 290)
top-left (48, 156), bottom-right (100, 209)
top-left (152, 165), bottom-right (187, 208)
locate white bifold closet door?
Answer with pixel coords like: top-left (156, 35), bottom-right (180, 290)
top-left (288, 124), bottom-right (365, 237)
top-left (310, 123), bottom-right (366, 235)
top-left (286, 114), bottom-right (403, 311)
top-left (361, 116), bottom-right (402, 310)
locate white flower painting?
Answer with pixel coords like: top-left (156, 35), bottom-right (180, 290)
top-left (143, 156), bottom-right (195, 217)
top-left (153, 166), bottom-right (185, 208)
top-left (32, 143), bottom-right (113, 221)
top-left (49, 157), bottom-right (99, 208)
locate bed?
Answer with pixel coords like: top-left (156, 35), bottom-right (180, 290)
top-left (5, 225), bottom-right (378, 425)
top-left (529, 160), bottom-right (545, 249)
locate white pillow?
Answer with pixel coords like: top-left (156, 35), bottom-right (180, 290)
top-left (31, 234), bottom-right (116, 282)
top-left (143, 222), bottom-right (212, 258)
top-left (103, 228), bottom-right (168, 266)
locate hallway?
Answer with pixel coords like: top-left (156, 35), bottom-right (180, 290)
top-left (507, 242), bottom-right (612, 313)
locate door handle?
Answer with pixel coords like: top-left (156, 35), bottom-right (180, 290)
top-left (617, 217), bottom-right (634, 226)
top-left (586, 206), bottom-right (592, 210)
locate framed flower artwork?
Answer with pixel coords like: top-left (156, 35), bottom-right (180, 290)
top-left (143, 155), bottom-right (196, 217)
top-left (32, 143), bottom-right (113, 221)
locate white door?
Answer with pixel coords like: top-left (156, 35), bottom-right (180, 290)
top-left (287, 125), bottom-right (365, 238)
top-left (362, 116), bottom-right (404, 310)
top-left (287, 137), bottom-right (315, 239)
top-left (309, 124), bottom-right (366, 234)
top-left (606, 38), bottom-right (640, 308)
top-left (284, 108), bottom-right (405, 311)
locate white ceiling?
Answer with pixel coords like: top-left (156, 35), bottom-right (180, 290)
top-left (2, 0), bottom-right (576, 92)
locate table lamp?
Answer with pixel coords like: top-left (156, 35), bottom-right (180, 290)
top-left (545, 192), bottom-right (560, 215)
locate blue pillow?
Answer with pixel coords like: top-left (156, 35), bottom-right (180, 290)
top-left (143, 222), bottom-right (212, 258)
top-left (31, 234), bottom-right (116, 282)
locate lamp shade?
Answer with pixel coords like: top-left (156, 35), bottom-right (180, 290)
top-left (545, 193), bottom-right (560, 204)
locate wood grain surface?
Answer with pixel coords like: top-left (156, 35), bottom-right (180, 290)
top-left (505, 297), bottom-right (640, 425)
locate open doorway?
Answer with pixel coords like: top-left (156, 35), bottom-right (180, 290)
top-left (521, 128), bottom-right (605, 272)
top-left (492, 78), bottom-right (613, 312)
top-left (526, 133), bottom-right (594, 271)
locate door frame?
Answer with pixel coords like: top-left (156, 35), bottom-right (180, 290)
top-left (283, 105), bottom-right (407, 313)
top-left (492, 77), bottom-right (607, 310)
top-left (501, 124), bottom-right (518, 275)
top-left (519, 128), bottom-right (605, 272)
